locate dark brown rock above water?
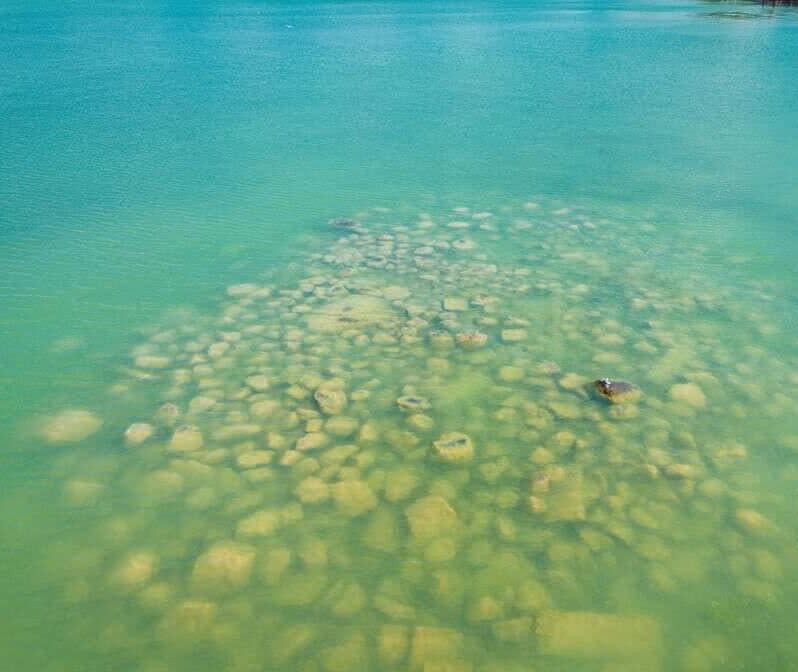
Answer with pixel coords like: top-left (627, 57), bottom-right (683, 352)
top-left (592, 378), bottom-right (642, 404)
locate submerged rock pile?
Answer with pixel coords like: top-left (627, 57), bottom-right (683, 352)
top-left (41, 201), bottom-right (798, 671)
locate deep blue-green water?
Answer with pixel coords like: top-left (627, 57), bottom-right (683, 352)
top-left (2, 1), bottom-right (797, 670)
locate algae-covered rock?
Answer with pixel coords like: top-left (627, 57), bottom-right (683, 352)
top-left (236, 509), bottom-right (281, 537)
top-left (531, 466), bottom-right (585, 522)
top-left (135, 354), bottom-right (171, 369)
top-left (425, 537), bottom-right (458, 563)
top-left (272, 571), bottom-right (327, 606)
top-left (271, 624), bottom-right (317, 665)
top-left (501, 329), bottom-right (527, 343)
top-left (536, 610), bottom-right (662, 663)
top-left (385, 468), bottom-right (421, 502)
top-left (406, 495), bottom-right (458, 542)
top-left (443, 297), bottom-right (468, 312)
top-left (378, 625), bottom-right (409, 667)
top-left (64, 479), bottom-right (106, 506)
top-left (41, 409), bottom-right (102, 444)
top-left (735, 509), bottom-right (777, 538)
top-left (492, 617), bottom-right (534, 643)
top-left (397, 395), bottom-right (431, 412)
top-left (325, 416), bottom-right (359, 437)
top-left (191, 542), bottom-right (255, 595)
top-left (295, 477), bottom-right (330, 504)
top-left (245, 374), bottom-right (270, 391)
top-left (455, 331), bottom-right (489, 349)
top-left (306, 294), bottom-right (396, 332)
top-left (260, 547), bottom-right (292, 585)
top-left (315, 386), bottom-right (347, 415)
top-left (432, 432), bottom-right (474, 463)
top-left (157, 599), bottom-right (217, 642)
top-left (296, 432), bottom-right (328, 451)
top-left (169, 425), bottom-right (204, 452)
top-left (362, 506), bottom-right (401, 553)
top-left (467, 595), bottom-right (505, 622)
top-left (331, 479), bottom-right (378, 517)
top-left (322, 633), bottom-right (368, 672)
top-left (109, 551), bottom-right (158, 590)
top-left (236, 450), bottom-right (273, 469)
top-left (125, 422), bottom-right (154, 447)
top-left (669, 383), bottom-right (706, 408)
top-left (410, 627), bottom-right (464, 670)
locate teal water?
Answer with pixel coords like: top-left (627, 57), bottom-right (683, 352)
top-left (2, 1), bottom-right (798, 670)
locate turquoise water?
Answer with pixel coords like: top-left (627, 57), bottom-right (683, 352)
top-left (2, 1), bottom-right (798, 670)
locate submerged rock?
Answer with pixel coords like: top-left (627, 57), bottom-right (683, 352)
top-left (397, 395), bottom-right (431, 412)
top-left (669, 382), bottom-right (706, 408)
top-left (455, 332), bottom-right (488, 349)
top-left (406, 496), bottom-right (458, 542)
top-left (315, 386), bottom-right (347, 415)
top-left (306, 294), bottom-right (396, 333)
top-left (169, 425), bottom-right (204, 452)
top-left (124, 422), bottom-right (154, 446)
top-left (331, 480), bottom-right (378, 517)
top-left (191, 542), bottom-right (255, 595)
top-left (329, 217), bottom-right (360, 229)
top-left (432, 432), bottom-right (474, 462)
top-left (41, 409), bottom-right (102, 443)
top-left (410, 627), bottom-right (465, 670)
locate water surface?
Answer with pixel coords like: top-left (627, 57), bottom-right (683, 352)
top-left (1, 1), bottom-right (797, 670)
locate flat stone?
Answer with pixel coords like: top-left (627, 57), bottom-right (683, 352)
top-left (406, 496), bottom-right (457, 542)
top-left (501, 329), bottom-right (528, 343)
top-left (362, 507), bottom-right (401, 553)
top-left (169, 425), bottom-right (204, 452)
top-left (325, 416), bottom-right (359, 437)
top-left (191, 542), bottom-right (255, 595)
top-left (383, 285), bottom-right (411, 301)
top-left (385, 468), bottom-right (420, 502)
top-left (271, 624), bottom-right (317, 665)
top-left (227, 283), bottom-right (258, 297)
top-left (397, 395), bottom-right (431, 412)
top-left (455, 332), bottom-right (489, 349)
top-left (157, 599), bottom-right (217, 641)
top-left (124, 422), bottom-right (154, 446)
top-left (443, 298), bottom-right (468, 312)
top-left (432, 432), bottom-right (474, 463)
top-left (212, 424), bottom-right (261, 441)
top-left (331, 480), bottom-right (378, 517)
top-left (295, 477), bottom-right (330, 504)
top-left (410, 627), bottom-right (464, 670)
top-left (236, 451), bottom-right (273, 469)
top-left (109, 551), bottom-right (158, 589)
top-left (41, 409), bottom-right (102, 443)
top-left (208, 342), bottom-right (230, 359)
top-left (378, 625), bottom-right (409, 667)
top-left (534, 466), bottom-right (585, 522)
top-left (135, 355), bottom-right (171, 369)
top-left (64, 479), bottom-right (105, 506)
top-left (669, 383), bottom-right (706, 408)
top-left (559, 373), bottom-right (590, 391)
top-left (296, 432), bottom-right (328, 451)
top-left (315, 385), bottom-right (348, 415)
top-left (261, 547), bottom-right (292, 585)
top-left (237, 509), bottom-right (281, 537)
top-left (536, 610), bottom-right (662, 663)
top-left (245, 375), bottom-right (270, 391)
top-left (735, 509), bottom-right (777, 537)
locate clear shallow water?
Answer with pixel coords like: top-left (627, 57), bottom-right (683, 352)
top-left (1, 1), bottom-right (798, 671)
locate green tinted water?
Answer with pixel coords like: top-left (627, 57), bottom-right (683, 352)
top-left (1, 2), bottom-right (797, 671)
